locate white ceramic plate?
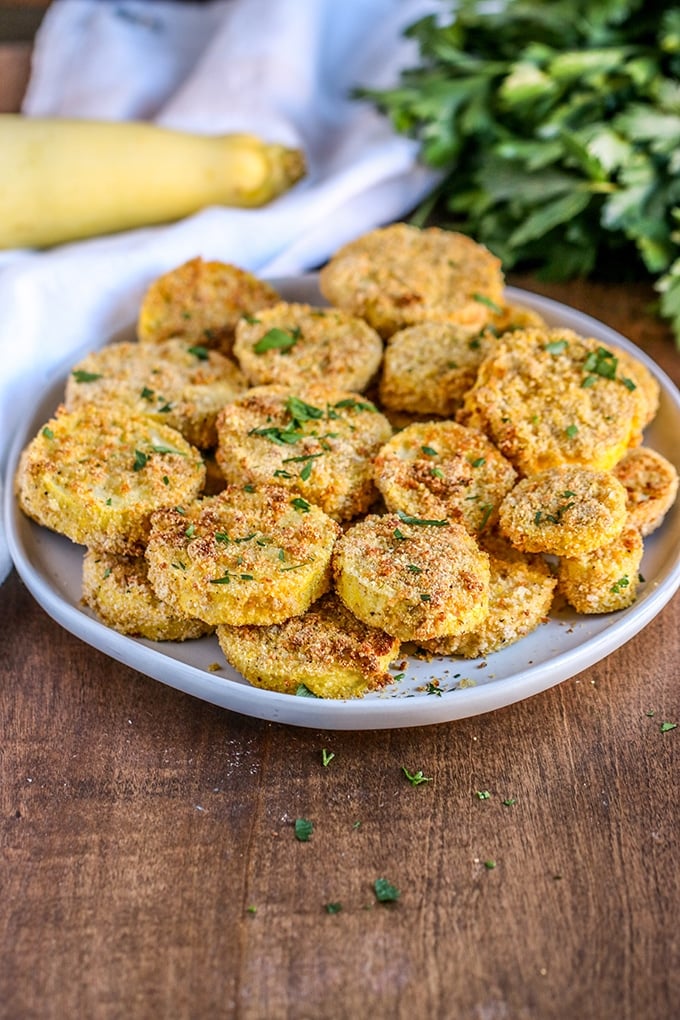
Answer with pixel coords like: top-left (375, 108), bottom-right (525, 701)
top-left (5, 279), bottom-right (680, 729)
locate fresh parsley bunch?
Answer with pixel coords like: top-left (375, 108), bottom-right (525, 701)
top-left (361, 0), bottom-right (680, 345)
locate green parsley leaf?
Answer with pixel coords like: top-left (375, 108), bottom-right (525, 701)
top-left (321, 748), bottom-right (335, 766)
top-left (253, 327), bottom-right (300, 354)
top-left (402, 766), bottom-right (432, 786)
top-left (71, 369), bottom-right (103, 383)
top-left (41, 426), bottom-right (54, 440)
top-left (373, 878), bottom-right (400, 903)
top-left (325, 902), bottom-right (343, 914)
top-left (291, 496), bottom-right (311, 513)
top-left (396, 510), bottom-right (449, 527)
top-left (660, 721), bottom-right (677, 733)
top-left (187, 345), bottom-right (209, 360)
top-left (294, 818), bottom-right (314, 842)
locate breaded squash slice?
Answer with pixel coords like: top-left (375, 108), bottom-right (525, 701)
top-left (373, 420), bottom-right (516, 536)
top-left (319, 223), bottom-right (504, 338)
top-left (332, 512), bottom-right (490, 642)
top-left (216, 592), bottom-right (400, 699)
top-left (215, 384), bottom-right (392, 521)
top-left (233, 301), bottom-right (383, 392)
top-left (378, 323), bottom-right (493, 418)
top-left (498, 466), bottom-right (627, 557)
top-left (612, 447), bottom-right (679, 536)
top-left (422, 533), bottom-right (556, 657)
top-left (82, 549), bottom-right (212, 640)
top-left (65, 338), bottom-right (247, 448)
top-left (137, 256), bottom-right (280, 356)
top-left (457, 328), bottom-right (643, 475)
top-left (557, 521), bottom-right (644, 614)
top-left (15, 403), bottom-right (205, 554)
top-left (145, 485), bottom-right (341, 626)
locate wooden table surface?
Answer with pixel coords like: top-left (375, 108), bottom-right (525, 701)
top-left (2, 37), bottom-right (680, 1020)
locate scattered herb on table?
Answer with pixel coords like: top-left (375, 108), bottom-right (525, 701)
top-left (359, 0), bottom-right (680, 347)
top-left (374, 878), bottom-right (401, 903)
top-left (660, 721), bottom-right (678, 733)
top-left (294, 818), bottom-right (314, 842)
top-left (402, 766), bottom-right (433, 786)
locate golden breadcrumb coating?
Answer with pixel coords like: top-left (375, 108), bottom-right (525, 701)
top-left (137, 256), bottom-right (280, 356)
top-left (457, 327), bottom-right (642, 475)
top-left (611, 345), bottom-right (660, 438)
top-left (332, 512), bottom-right (490, 642)
top-left (145, 485), bottom-right (341, 626)
top-left (215, 384), bottom-right (392, 521)
top-left (422, 532), bottom-right (556, 657)
top-left (498, 466), bottom-right (628, 556)
top-left (15, 403), bottom-right (205, 554)
top-left (486, 301), bottom-right (547, 336)
top-left (612, 447), bottom-right (679, 536)
top-left (319, 223), bottom-right (504, 338)
top-left (233, 301), bottom-right (383, 392)
top-left (373, 420), bottom-right (516, 536)
top-left (378, 323), bottom-right (494, 418)
top-left (557, 521), bottom-right (644, 614)
top-left (82, 549), bottom-right (212, 640)
top-left (65, 338), bottom-right (247, 448)
top-left (216, 592), bottom-right (400, 699)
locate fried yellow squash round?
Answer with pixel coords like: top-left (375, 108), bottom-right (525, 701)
top-left (233, 301), bottom-right (383, 392)
top-left (15, 403), bottom-right (205, 553)
top-left (145, 485), bottom-right (341, 626)
top-left (319, 223), bottom-right (504, 338)
top-left (216, 592), bottom-right (400, 699)
top-left (332, 511), bottom-right (490, 642)
top-left (215, 384), bottom-right (392, 521)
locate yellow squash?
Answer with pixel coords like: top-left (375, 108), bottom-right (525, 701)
top-left (0, 115), bottom-right (306, 249)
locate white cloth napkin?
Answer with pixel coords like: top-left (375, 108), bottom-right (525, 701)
top-left (1, 0), bottom-right (441, 582)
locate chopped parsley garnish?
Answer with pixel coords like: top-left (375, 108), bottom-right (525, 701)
top-left (396, 510), bottom-right (449, 527)
top-left (406, 564), bottom-right (423, 574)
top-left (208, 570), bottom-right (255, 585)
top-left (253, 326), bottom-right (301, 354)
top-left (581, 346), bottom-right (618, 387)
top-left (470, 456), bottom-right (486, 467)
top-left (393, 528), bottom-right (406, 541)
top-left (544, 338), bottom-right (569, 355)
top-left (42, 426), bottom-right (54, 439)
top-left (472, 292), bottom-right (502, 314)
top-left (421, 445), bottom-right (438, 457)
top-left (185, 523), bottom-right (196, 538)
top-left (502, 798), bottom-right (516, 807)
top-left (430, 466), bottom-right (445, 479)
top-left (425, 682), bottom-right (442, 696)
top-left (402, 766), bottom-right (432, 786)
top-left (294, 817), bottom-right (314, 842)
top-left (72, 369), bottom-right (102, 383)
top-left (332, 397), bottom-right (377, 413)
top-left (133, 449), bottom-right (148, 472)
top-left (321, 749), bottom-right (335, 767)
top-left (295, 684), bottom-right (319, 697)
top-left (291, 497), bottom-right (311, 513)
top-left (374, 878), bottom-right (400, 902)
top-left (325, 902), bottom-right (343, 914)
top-left (660, 721), bottom-right (677, 733)
top-left (420, 593), bottom-right (431, 602)
top-left (475, 790), bottom-right (491, 800)
top-left (299, 461), bottom-right (313, 481)
top-left (187, 345), bottom-right (209, 360)
top-left (565, 424), bottom-right (579, 438)
top-left (610, 575), bottom-right (630, 594)
top-left (484, 860), bottom-right (497, 870)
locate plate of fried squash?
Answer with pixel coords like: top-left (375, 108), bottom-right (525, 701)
top-left (6, 225), bottom-right (680, 729)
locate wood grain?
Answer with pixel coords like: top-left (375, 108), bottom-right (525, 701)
top-left (1, 36), bottom-right (680, 1020)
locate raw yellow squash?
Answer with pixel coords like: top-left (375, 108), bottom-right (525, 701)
top-left (0, 115), bottom-right (306, 249)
